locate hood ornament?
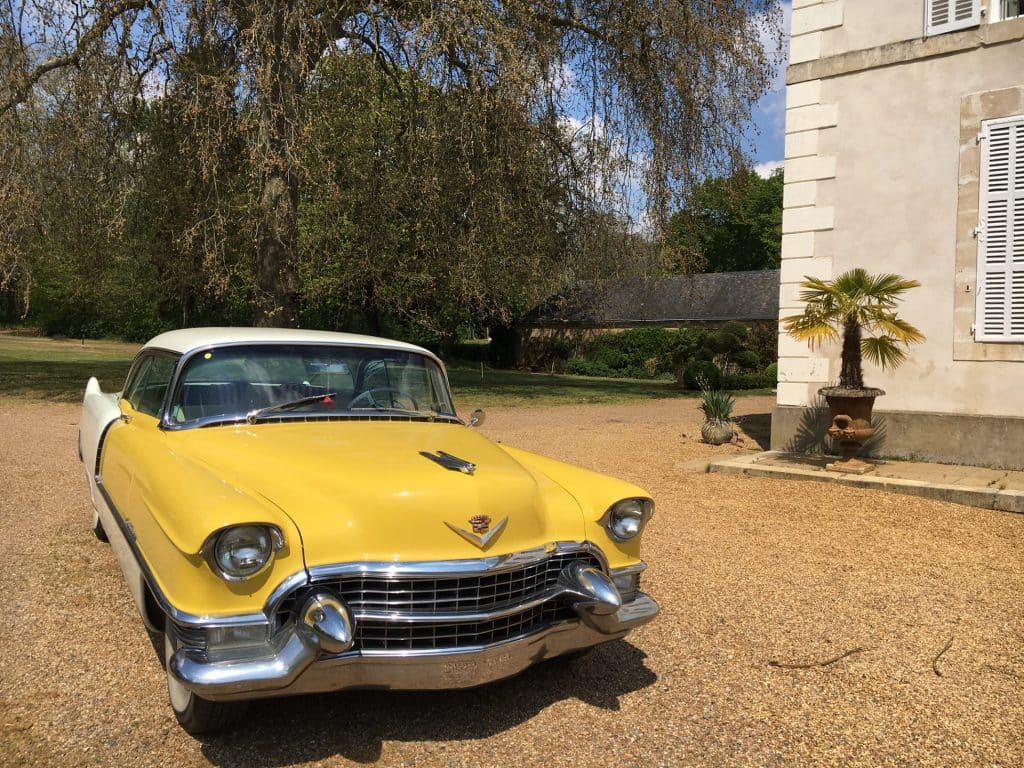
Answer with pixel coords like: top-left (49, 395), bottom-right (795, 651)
top-left (445, 515), bottom-right (508, 549)
top-left (420, 450), bottom-right (476, 475)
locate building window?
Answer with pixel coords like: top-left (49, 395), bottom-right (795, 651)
top-left (976, 114), bottom-right (1024, 342)
top-left (925, 0), bottom-right (980, 36)
top-left (997, 0), bottom-right (1023, 20)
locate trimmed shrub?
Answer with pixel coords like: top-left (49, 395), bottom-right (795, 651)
top-left (566, 359), bottom-right (614, 378)
top-left (765, 362), bottom-right (778, 382)
top-left (748, 321), bottom-right (779, 370)
top-left (566, 359), bottom-right (647, 379)
top-left (722, 372), bottom-right (775, 390)
top-left (719, 320), bottom-right (749, 343)
top-left (683, 360), bottom-right (722, 390)
top-left (734, 350), bottom-right (761, 371)
top-left (584, 327), bottom-right (679, 374)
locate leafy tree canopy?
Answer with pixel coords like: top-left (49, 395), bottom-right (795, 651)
top-left (665, 167), bottom-right (783, 274)
top-left (1, 0), bottom-right (783, 337)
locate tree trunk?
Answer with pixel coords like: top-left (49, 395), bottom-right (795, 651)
top-left (251, 1), bottom-right (303, 328)
top-left (255, 171), bottom-right (300, 326)
top-left (839, 314), bottom-right (863, 389)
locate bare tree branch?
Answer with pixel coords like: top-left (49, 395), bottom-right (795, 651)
top-left (932, 636), bottom-right (954, 677)
top-left (1, 0), bottom-right (151, 113)
top-left (769, 647), bottom-right (867, 670)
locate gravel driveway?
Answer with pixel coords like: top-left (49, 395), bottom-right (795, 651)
top-left (0, 396), bottom-right (1020, 767)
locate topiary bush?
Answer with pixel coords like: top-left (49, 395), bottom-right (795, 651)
top-left (734, 349), bottom-right (761, 371)
top-left (683, 359), bottom-right (722, 390)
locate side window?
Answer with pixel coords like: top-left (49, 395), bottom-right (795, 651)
top-left (996, 1), bottom-right (1023, 21)
top-left (129, 354), bottom-right (179, 418)
top-left (124, 357), bottom-right (153, 410)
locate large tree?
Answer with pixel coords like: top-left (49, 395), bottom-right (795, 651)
top-left (1, 0), bottom-right (782, 327)
top-left (665, 166), bottom-right (783, 274)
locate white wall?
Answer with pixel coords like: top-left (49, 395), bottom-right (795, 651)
top-left (779, 22), bottom-right (1024, 417)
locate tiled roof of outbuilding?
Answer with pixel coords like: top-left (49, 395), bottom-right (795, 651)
top-left (522, 270), bottom-right (780, 325)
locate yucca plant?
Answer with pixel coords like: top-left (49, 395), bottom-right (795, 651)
top-left (699, 388), bottom-right (736, 422)
top-left (782, 269), bottom-right (925, 389)
top-left (699, 385), bottom-right (735, 445)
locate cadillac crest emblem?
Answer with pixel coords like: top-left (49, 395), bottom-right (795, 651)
top-left (445, 514), bottom-right (508, 549)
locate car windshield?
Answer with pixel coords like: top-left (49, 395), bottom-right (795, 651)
top-left (167, 344), bottom-right (456, 426)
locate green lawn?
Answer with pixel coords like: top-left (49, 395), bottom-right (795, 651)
top-left (447, 366), bottom-right (689, 409)
top-left (0, 331), bottom-right (767, 406)
top-left (0, 333), bottom-right (138, 401)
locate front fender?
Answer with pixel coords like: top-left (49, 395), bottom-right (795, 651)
top-left (497, 445), bottom-right (652, 567)
top-left (99, 419), bottom-right (305, 621)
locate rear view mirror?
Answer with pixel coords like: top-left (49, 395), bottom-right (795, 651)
top-left (468, 409), bottom-right (486, 428)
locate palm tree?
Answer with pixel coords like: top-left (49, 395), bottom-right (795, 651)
top-left (782, 269), bottom-right (925, 389)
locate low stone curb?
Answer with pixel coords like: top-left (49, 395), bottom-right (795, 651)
top-left (707, 451), bottom-right (1024, 515)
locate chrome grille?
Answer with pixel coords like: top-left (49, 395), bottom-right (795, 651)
top-left (274, 550), bottom-right (601, 651)
top-left (356, 602), bottom-right (572, 651)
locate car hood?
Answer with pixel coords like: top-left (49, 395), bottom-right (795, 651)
top-left (173, 420), bottom-right (586, 568)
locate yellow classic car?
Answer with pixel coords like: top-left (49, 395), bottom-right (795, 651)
top-left (80, 328), bottom-right (658, 734)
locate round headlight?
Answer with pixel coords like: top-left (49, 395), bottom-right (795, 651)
top-left (212, 525), bottom-right (279, 580)
top-left (605, 499), bottom-right (653, 542)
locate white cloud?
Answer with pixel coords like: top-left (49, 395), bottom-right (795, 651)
top-left (754, 160), bottom-right (784, 178)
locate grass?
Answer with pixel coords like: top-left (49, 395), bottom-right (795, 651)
top-left (0, 333), bottom-right (138, 401)
top-left (0, 331), bottom-right (771, 406)
top-left (447, 366), bottom-right (691, 409)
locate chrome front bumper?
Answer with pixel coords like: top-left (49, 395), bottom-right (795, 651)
top-left (169, 563), bottom-right (658, 702)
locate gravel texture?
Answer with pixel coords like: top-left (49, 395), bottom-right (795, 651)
top-left (0, 396), bottom-right (1021, 767)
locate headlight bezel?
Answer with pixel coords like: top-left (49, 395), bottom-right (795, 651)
top-left (201, 524), bottom-right (285, 582)
top-left (601, 498), bottom-right (654, 543)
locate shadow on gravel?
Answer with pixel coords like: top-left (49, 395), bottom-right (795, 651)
top-left (197, 640), bottom-right (655, 766)
top-left (735, 412), bottom-right (771, 450)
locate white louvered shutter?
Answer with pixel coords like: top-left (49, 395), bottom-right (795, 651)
top-left (976, 115), bottom-right (1024, 342)
top-left (925, 0), bottom-right (980, 35)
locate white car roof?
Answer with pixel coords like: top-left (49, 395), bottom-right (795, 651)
top-left (144, 327), bottom-right (440, 363)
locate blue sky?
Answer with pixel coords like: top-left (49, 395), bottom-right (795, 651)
top-left (748, 1), bottom-right (791, 177)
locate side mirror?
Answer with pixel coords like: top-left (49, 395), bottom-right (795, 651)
top-left (468, 409), bottom-right (486, 428)
top-left (119, 399), bottom-right (135, 424)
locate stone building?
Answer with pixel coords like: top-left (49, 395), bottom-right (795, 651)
top-left (773, 0), bottom-right (1024, 469)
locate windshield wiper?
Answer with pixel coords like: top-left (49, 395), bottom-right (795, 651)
top-left (246, 393), bottom-right (338, 424)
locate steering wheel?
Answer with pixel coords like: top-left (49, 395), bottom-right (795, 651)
top-left (348, 387), bottom-right (420, 411)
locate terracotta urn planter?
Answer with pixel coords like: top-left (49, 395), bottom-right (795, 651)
top-left (818, 386), bottom-right (885, 474)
